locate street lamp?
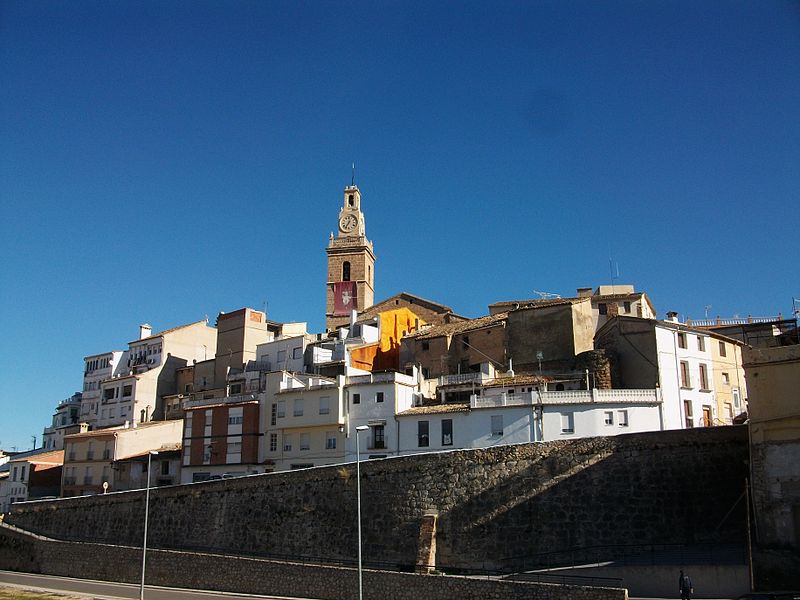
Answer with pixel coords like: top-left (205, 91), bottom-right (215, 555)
top-left (140, 450), bottom-right (158, 600)
top-left (354, 425), bottom-right (369, 600)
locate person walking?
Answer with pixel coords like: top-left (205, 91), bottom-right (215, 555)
top-left (678, 569), bottom-right (693, 600)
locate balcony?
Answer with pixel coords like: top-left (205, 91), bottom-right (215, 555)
top-left (86, 451), bottom-right (94, 460)
top-left (245, 360), bottom-right (272, 372)
top-left (63, 477), bottom-right (76, 486)
top-left (439, 372), bottom-right (486, 386)
top-left (470, 388), bottom-right (661, 409)
top-left (182, 392), bottom-right (259, 410)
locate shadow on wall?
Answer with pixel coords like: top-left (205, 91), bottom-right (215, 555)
top-left (5, 427), bottom-right (749, 574)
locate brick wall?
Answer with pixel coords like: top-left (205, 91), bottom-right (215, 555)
top-left (7, 427), bottom-right (748, 574)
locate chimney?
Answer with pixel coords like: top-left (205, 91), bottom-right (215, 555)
top-left (577, 287), bottom-right (593, 298)
top-left (139, 323), bottom-right (152, 339)
top-left (666, 311), bottom-right (680, 323)
top-left (79, 422), bottom-right (89, 433)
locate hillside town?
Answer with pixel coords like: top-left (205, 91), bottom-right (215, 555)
top-left (2, 183), bottom-right (796, 510)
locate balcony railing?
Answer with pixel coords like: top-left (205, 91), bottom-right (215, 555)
top-left (687, 315), bottom-right (783, 327)
top-left (470, 389), bottom-right (661, 409)
top-left (183, 392), bottom-right (259, 410)
top-left (245, 360), bottom-right (272, 372)
top-left (439, 372), bottom-right (485, 386)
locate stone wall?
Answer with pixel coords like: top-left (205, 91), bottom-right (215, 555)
top-left (0, 525), bottom-right (625, 600)
top-left (7, 427), bottom-right (748, 573)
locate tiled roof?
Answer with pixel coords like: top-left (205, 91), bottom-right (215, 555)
top-left (488, 297), bottom-right (587, 311)
top-left (482, 374), bottom-right (551, 388)
top-left (406, 312), bottom-right (508, 340)
top-left (10, 450), bottom-right (64, 465)
top-left (397, 403), bottom-right (471, 416)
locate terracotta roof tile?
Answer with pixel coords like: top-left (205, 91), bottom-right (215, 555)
top-left (406, 312), bottom-right (508, 340)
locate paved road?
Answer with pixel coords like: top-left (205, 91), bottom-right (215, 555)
top-left (0, 570), bottom-right (316, 599)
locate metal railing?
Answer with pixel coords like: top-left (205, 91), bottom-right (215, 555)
top-left (470, 389), bottom-right (661, 408)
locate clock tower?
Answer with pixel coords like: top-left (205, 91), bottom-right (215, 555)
top-left (326, 184), bottom-right (376, 331)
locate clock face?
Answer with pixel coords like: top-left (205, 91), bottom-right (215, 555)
top-left (339, 214), bottom-right (358, 232)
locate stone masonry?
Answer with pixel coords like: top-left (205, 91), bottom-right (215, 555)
top-left (7, 427), bottom-right (748, 574)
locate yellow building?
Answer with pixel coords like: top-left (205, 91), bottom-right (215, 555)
top-left (709, 333), bottom-right (747, 424)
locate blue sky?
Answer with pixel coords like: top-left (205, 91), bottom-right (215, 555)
top-left (1, 1), bottom-right (798, 451)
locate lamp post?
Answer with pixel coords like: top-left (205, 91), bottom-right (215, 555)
top-left (140, 450), bottom-right (158, 600)
top-left (355, 425), bottom-right (369, 600)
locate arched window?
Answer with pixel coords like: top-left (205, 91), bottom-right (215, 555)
top-left (342, 261), bottom-right (351, 282)
top-left (348, 194), bottom-right (354, 207)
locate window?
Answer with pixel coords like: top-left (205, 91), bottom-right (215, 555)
top-left (229, 383), bottom-right (242, 395)
top-left (604, 411), bottom-right (614, 426)
top-left (185, 383), bottom-right (193, 393)
top-left (719, 341), bottom-right (727, 357)
top-left (319, 396), bottom-right (330, 415)
top-left (271, 403), bottom-right (278, 425)
top-left (491, 415), bottom-right (503, 436)
top-left (292, 347), bottom-right (303, 360)
top-left (418, 421), bottom-right (430, 447)
top-left (326, 432), bottom-right (337, 450)
top-left (104, 388), bottom-right (115, 401)
top-left (560, 413), bottom-right (574, 434)
top-left (277, 401), bottom-right (285, 418)
top-left (421, 341), bottom-right (430, 351)
top-left (283, 435), bottom-right (292, 452)
top-left (699, 364), bottom-right (709, 390)
top-left (369, 425), bottom-right (384, 449)
top-left (623, 301), bottom-right (631, 314)
top-left (680, 361), bottom-right (691, 388)
top-left (684, 400), bottom-right (694, 428)
top-left (617, 410), bottom-right (629, 427)
top-left (697, 336), bottom-right (705, 352)
top-left (11, 467), bottom-right (17, 481)
top-left (677, 332), bottom-right (687, 349)
top-left (722, 372), bottom-right (730, 385)
top-left (122, 384), bottom-right (132, 397)
top-left (352, 393), bottom-right (360, 405)
top-left (598, 303), bottom-right (608, 315)
top-left (442, 419), bottom-right (453, 446)
top-left (161, 461), bottom-right (170, 476)
top-left (422, 367), bottom-right (430, 378)
top-left (342, 261), bottom-right (351, 282)
top-left (293, 399), bottom-right (304, 417)
top-left (376, 391), bottom-right (384, 403)
top-left (228, 415), bottom-right (243, 425)
top-left (300, 433), bottom-right (310, 451)
top-left (269, 433), bottom-right (278, 452)
top-left (733, 388), bottom-right (741, 408)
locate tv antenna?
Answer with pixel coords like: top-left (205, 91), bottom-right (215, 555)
top-left (704, 305), bottom-right (712, 319)
top-left (533, 290), bottom-right (561, 299)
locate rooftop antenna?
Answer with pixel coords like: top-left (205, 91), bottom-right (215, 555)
top-left (704, 305), bottom-right (712, 320)
top-left (533, 290), bottom-right (561, 299)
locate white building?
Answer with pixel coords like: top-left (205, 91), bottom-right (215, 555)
top-left (344, 370), bottom-right (420, 460)
top-left (93, 321), bottom-right (217, 429)
top-left (42, 392), bottom-right (83, 450)
top-left (80, 351), bottom-right (128, 425)
top-left (396, 381), bottom-right (663, 454)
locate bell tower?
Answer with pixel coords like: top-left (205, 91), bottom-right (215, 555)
top-left (326, 184), bottom-right (376, 331)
